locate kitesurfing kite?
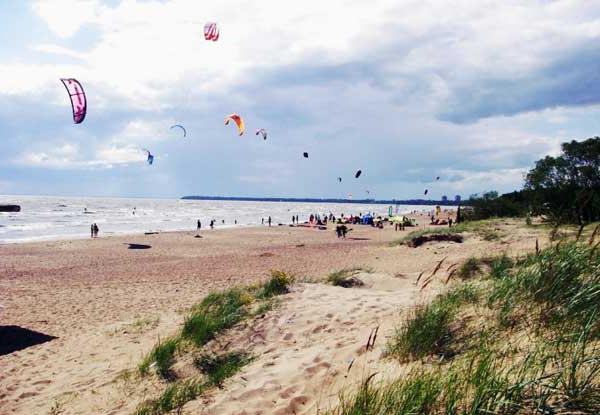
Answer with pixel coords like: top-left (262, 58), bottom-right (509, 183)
top-left (60, 78), bottom-right (86, 124)
top-left (204, 22), bottom-right (219, 41)
top-left (424, 189), bottom-right (428, 195)
top-left (435, 176), bottom-right (440, 180)
top-left (303, 152), bottom-right (309, 158)
top-left (143, 149), bottom-right (154, 165)
top-left (255, 128), bottom-right (267, 140)
top-left (170, 124), bottom-right (187, 138)
top-left (366, 190), bottom-right (371, 195)
top-left (355, 170), bottom-right (362, 179)
top-left (224, 114), bottom-right (245, 135)
top-left (337, 177), bottom-right (342, 182)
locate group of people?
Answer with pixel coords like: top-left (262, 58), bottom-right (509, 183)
top-left (90, 223), bottom-right (99, 238)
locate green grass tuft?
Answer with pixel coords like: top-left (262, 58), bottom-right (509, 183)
top-left (258, 270), bottom-right (294, 298)
top-left (138, 337), bottom-right (180, 378)
top-left (388, 284), bottom-right (479, 361)
top-left (133, 379), bottom-right (205, 415)
top-left (194, 351), bottom-right (252, 387)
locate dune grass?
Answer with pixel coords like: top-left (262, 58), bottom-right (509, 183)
top-left (388, 284), bottom-right (479, 361)
top-left (139, 270), bottom-right (293, 380)
top-left (138, 337), bottom-right (180, 378)
top-left (134, 378), bottom-right (206, 415)
top-left (332, 241), bottom-right (600, 414)
top-left (327, 267), bottom-right (371, 287)
top-left (194, 351), bottom-right (252, 387)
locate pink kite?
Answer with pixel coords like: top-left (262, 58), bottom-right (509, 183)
top-left (204, 23), bottom-right (219, 41)
top-left (60, 78), bottom-right (87, 124)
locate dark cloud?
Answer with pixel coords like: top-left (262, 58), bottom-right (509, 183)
top-left (438, 44), bottom-right (600, 124)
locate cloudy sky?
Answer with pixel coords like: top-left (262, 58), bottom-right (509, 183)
top-left (1, 0), bottom-right (599, 200)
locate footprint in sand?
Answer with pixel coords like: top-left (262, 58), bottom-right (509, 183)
top-left (311, 324), bottom-right (327, 334)
top-left (279, 385), bottom-right (300, 399)
top-left (303, 362), bottom-right (331, 375)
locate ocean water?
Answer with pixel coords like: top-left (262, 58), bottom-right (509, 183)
top-left (0, 195), bottom-right (429, 244)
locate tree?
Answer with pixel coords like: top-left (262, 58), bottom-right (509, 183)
top-left (525, 137), bottom-right (600, 224)
top-left (441, 195), bottom-right (448, 202)
top-left (454, 195), bottom-right (461, 203)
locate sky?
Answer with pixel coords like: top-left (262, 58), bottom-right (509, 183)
top-left (1, 0), bottom-right (600, 200)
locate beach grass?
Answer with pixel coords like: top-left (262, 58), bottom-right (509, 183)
top-left (194, 351), bottom-right (252, 387)
top-left (135, 270), bottom-right (293, 413)
top-left (388, 284), bottom-right (479, 361)
top-left (331, 241), bottom-right (600, 414)
top-left (134, 379), bottom-right (206, 415)
top-left (327, 267), bottom-right (370, 287)
top-left (138, 337), bottom-right (180, 378)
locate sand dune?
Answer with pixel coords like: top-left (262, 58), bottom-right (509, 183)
top-left (0, 215), bottom-right (546, 414)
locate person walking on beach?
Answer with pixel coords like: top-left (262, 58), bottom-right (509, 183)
top-left (292, 215), bottom-right (295, 225)
top-left (90, 224), bottom-right (94, 238)
top-left (197, 220), bottom-right (201, 230)
top-left (93, 223), bottom-right (99, 238)
top-left (210, 220), bottom-right (214, 230)
top-left (268, 216), bottom-right (272, 227)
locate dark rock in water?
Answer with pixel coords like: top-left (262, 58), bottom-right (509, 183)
top-left (0, 205), bottom-right (20, 212)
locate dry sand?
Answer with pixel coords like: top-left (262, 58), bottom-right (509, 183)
top-left (0, 215), bottom-right (547, 414)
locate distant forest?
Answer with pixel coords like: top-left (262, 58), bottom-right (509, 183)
top-left (181, 195), bottom-right (461, 207)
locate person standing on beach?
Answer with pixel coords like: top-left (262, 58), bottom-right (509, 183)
top-left (268, 216), bottom-right (272, 227)
top-left (93, 223), bottom-right (99, 238)
top-left (292, 215), bottom-right (295, 224)
top-left (210, 220), bottom-right (214, 230)
top-left (261, 218), bottom-right (264, 225)
top-left (90, 224), bottom-right (94, 238)
top-left (197, 220), bottom-right (201, 230)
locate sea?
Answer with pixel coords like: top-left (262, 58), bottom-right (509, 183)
top-left (0, 195), bottom-right (430, 244)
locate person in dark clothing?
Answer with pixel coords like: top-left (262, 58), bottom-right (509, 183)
top-left (197, 220), bottom-right (201, 230)
top-left (262, 218), bottom-right (264, 225)
top-left (93, 223), bottom-right (99, 237)
top-left (91, 224), bottom-right (94, 238)
top-left (292, 216), bottom-right (295, 224)
top-left (268, 216), bottom-right (272, 227)
top-left (295, 215), bottom-right (299, 223)
top-left (210, 220), bottom-right (214, 229)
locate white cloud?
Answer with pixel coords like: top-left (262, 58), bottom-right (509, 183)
top-left (32, 0), bottom-right (102, 38)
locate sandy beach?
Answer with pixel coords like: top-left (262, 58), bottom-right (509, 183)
top-left (0, 214), bottom-right (547, 414)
